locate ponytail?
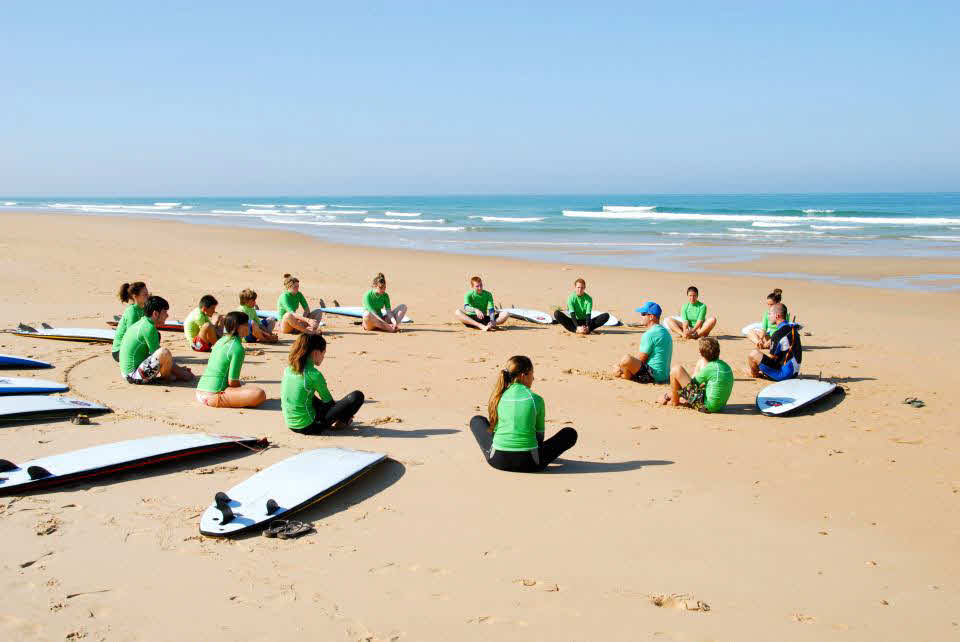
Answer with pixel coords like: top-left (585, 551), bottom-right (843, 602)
top-left (767, 288), bottom-right (783, 304)
top-left (223, 311), bottom-right (248, 337)
top-left (487, 355), bottom-right (533, 431)
top-left (288, 333), bottom-right (327, 374)
top-left (118, 281), bottom-right (147, 303)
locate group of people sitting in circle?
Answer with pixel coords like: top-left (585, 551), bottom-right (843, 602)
top-left (107, 275), bottom-right (802, 473)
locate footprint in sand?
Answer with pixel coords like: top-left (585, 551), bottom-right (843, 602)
top-left (648, 593), bottom-right (710, 612)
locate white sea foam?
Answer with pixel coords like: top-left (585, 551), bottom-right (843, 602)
top-left (562, 210), bottom-right (960, 226)
top-left (809, 225), bottom-right (862, 230)
top-left (441, 240), bottom-right (683, 247)
top-left (468, 216), bottom-right (545, 223)
top-left (803, 209), bottom-right (835, 214)
top-left (242, 203), bottom-right (276, 207)
top-left (282, 204), bottom-right (302, 208)
top-left (261, 216), bottom-right (461, 232)
top-left (181, 206), bottom-right (193, 209)
top-left (321, 210), bottom-right (367, 215)
top-left (364, 217), bottom-right (445, 224)
top-left (1, 201), bottom-right (16, 205)
top-left (912, 235), bottom-right (960, 241)
top-left (602, 205), bottom-right (656, 212)
top-left (154, 202), bottom-right (181, 206)
top-left (385, 211), bottom-right (422, 217)
top-left (752, 221), bottom-right (801, 227)
top-left (210, 210), bottom-right (250, 215)
top-left (305, 205), bottom-right (327, 210)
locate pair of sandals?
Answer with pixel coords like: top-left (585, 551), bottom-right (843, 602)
top-left (263, 519), bottom-right (314, 539)
top-left (903, 397), bottom-right (925, 408)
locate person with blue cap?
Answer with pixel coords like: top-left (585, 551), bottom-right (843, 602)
top-left (614, 301), bottom-right (673, 383)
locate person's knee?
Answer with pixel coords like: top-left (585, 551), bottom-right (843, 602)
top-left (157, 347), bottom-right (172, 362)
top-left (559, 426), bottom-right (578, 446)
top-left (349, 390), bottom-right (365, 405)
top-left (251, 388), bottom-right (266, 406)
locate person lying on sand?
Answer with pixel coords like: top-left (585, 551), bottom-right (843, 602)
top-left (470, 355), bottom-right (577, 472)
top-left (185, 294), bottom-right (224, 352)
top-left (195, 311), bottom-right (266, 408)
top-left (664, 285), bottom-right (717, 339)
top-left (747, 303), bottom-right (802, 381)
top-left (554, 277), bottom-right (609, 335)
top-left (659, 337), bottom-right (733, 412)
top-left (614, 301), bottom-right (673, 383)
top-left (237, 288), bottom-right (278, 343)
top-left (281, 334), bottom-right (365, 433)
top-left (119, 295), bottom-right (193, 383)
top-left (455, 275), bottom-right (510, 331)
top-left (277, 273), bottom-right (324, 335)
top-left (362, 272), bottom-right (407, 333)
top-left (112, 280), bottom-right (149, 362)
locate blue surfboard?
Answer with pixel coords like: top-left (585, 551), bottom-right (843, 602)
top-left (0, 354), bottom-right (53, 369)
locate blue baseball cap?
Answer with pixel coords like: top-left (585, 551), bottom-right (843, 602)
top-left (635, 301), bottom-right (662, 316)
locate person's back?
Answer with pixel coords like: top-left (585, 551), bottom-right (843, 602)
top-left (119, 316), bottom-right (157, 375)
top-left (491, 383), bottom-right (544, 451)
top-left (694, 359), bottom-right (734, 412)
top-left (184, 306), bottom-right (209, 342)
top-left (197, 335), bottom-right (245, 393)
top-left (113, 303), bottom-right (144, 353)
top-left (281, 359), bottom-right (330, 430)
top-left (641, 323), bottom-right (673, 383)
top-left (769, 322), bottom-right (802, 371)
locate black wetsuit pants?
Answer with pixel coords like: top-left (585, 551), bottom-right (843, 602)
top-left (297, 391), bottom-right (365, 434)
top-left (470, 415), bottom-right (578, 472)
top-left (553, 310), bottom-right (609, 333)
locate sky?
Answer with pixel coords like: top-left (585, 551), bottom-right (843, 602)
top-left (2, 1), bottom-right (958, 195)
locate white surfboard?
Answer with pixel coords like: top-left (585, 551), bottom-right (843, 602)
top-left (0, 434), bottom-right (266, 495)
top-left (13, 327), bottom-right (115, 343)
top-left (0, 377), bottom-right (67, 395)
top-left (0, 396), bottom-right (110, 423)
top-left (317, 306), bottom-right (413, 323)
top-left (199, 448), bottom-right (387, 537)
top-left (503, 308), bottom-right (553, 325)
top-left (742, 322), bottom-right (763, 335)
top-left (0, 354), bottom-right (52, 369)
top-left (756, 379), bottom-right (838, 416)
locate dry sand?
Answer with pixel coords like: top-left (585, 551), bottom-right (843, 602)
top-left (1, 213), bottom-right (958, 641)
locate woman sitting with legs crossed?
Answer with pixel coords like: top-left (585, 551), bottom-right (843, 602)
top-left (195, 311), bottom-right (267, 408)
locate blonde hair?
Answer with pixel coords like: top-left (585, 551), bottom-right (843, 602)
top-left (487, 355), bottom-right (534, 431)
top-left (283, 273), bottom-right (299, 289)
top-left (698, 336), bottom-right (720, 362)
top-left (239, 288), bottom-right (257, 305)
top-left (371, 272), bottom-right (386, 287)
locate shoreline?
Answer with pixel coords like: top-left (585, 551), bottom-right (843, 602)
top-left (5, 209), bottom-right (960, 292)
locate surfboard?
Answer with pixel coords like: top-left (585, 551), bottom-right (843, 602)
top-left (566, 311), bottom-right (619, 327)
top-left (12, 327), bottom-right (115, 343)
top-left (502, 308), bottom-right (553, 325)
top-left (0, 354), bottom-right (53, 369)
top-left (0, 377), bottom-right (68, 395)
top-left (0, 396), bottom-right (110, 423)
top-left (109, 316), bottom-right (185, 333)
top-left (199, 448), bottom-right (387, 537)
top-left (756, 379), bottom-right (838, 416)
top-left (0, 434), bottom-right (267, 495)
top-left (317, 306), bottom-right (413, 323)
top-left (742, 322), bottom-right (763, 335)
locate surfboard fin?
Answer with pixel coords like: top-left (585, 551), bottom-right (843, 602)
top-left (41, 322), bottom-right (53, 329)
top-left (266, 499), bottom-right (279, 515)
top-left (27, 465), bottom-right (52, 480)
top-left (214, 491), bottom-right (235, 525)
top-left (18, 323), bottom-right (38, 333)
top-left (0, 459), bottom-right (18, 472)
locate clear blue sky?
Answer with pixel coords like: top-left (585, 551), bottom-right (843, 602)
top-left (3, 1), bottom-right (957, 195)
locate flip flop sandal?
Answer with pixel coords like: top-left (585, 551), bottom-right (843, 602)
top-left (263, 520), bottom-right (288, 538)
top-left (277, 520), bottom-right (314, 540)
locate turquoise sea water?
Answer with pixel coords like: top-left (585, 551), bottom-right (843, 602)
top-left (3, 194), bottom-right (959, 290)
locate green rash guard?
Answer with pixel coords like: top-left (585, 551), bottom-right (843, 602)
top-left (491, 383), bottom-right (545, 451)
top-left (119, 317), bottom-right (159, 375)
top-left (197, 336), bottom-right (245, 393)
top-left (692, 359), bottom-right (734, 412)
top-left (363, 289), bottom-right (391, 316)
top-left (237, 304), bottom-right (258, 323)
top-left (639, 323), bottom-right (673, 383)
top-left (281, 359), bottom-right (333, 430)
top-left (567, 292), bottom-right (593, 322)
top-left (277, 291), bottom-right (309, 320)
top-left (761, 305), bottom-right (788, 336)
top-left (464, 289), bottom-right (494, 315)
top-left (184, 307), bottom-right (210, 342)
top-left (112, 303), bottom-right (145, 352)
top-left (680, 301), bottom-right (707, 327)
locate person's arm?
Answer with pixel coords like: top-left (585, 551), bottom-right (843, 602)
top-left (535, 394), bottom-right (545, 446)
top-left (583, 294), bottom-right (593, 318)
top-left (227, 342), bottom-right (244, 387)
top-left (311, 369), bottom-right (334, 403)
top-left (145, 323), bottom-right (160, 353)
top-left (297, 292), bottom-right (310, 315)
top-left (566, 293), bottom-right (578, 320)
top-left (636, 331), bottom-right (652, 363)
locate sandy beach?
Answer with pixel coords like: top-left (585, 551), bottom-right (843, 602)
top-left (2, 212), bottom-right (958, 641)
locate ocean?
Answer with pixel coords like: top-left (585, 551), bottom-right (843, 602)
top-left (3, 193), bottom-right (959, 290)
